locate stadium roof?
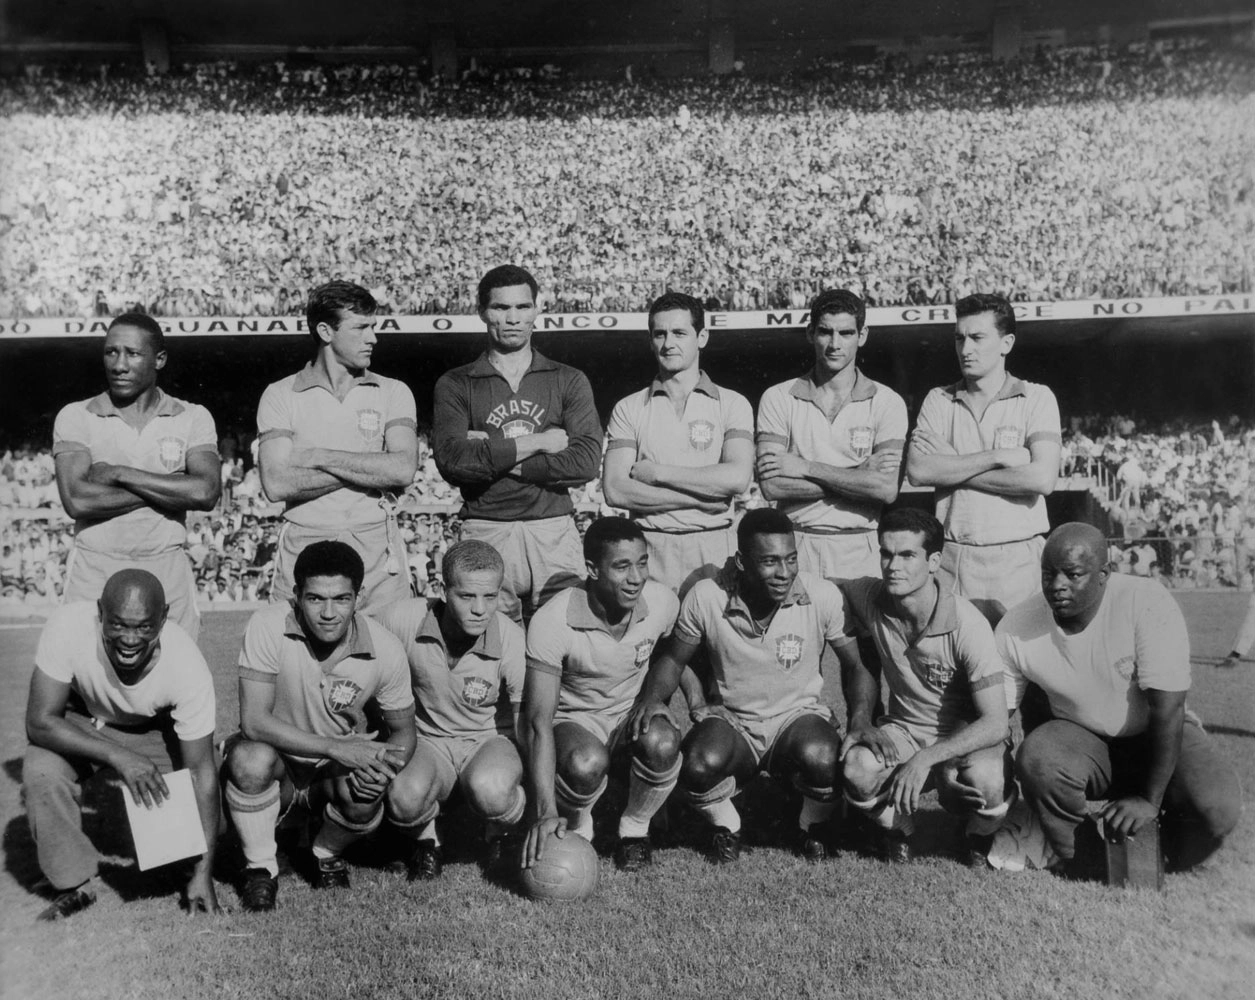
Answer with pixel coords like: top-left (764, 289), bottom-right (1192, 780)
top-left (3, 1), bottom-right (1251, 51)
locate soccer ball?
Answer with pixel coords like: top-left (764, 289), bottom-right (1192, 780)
top-left (519, 831), bottom-right (600, 902)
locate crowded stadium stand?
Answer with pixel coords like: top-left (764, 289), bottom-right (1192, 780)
top-left (0, 40), bottom-right (1253, 318)
top-left (2, 4), bottom-right (1252, 611)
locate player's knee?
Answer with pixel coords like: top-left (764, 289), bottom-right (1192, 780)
top-left (680, 741), bottom-right (734, 792)
top-left (634, 718), bottom-right (681, 772)
top-left (841, 746), bottom-right (886, 800)
top-left (463, 767), bottom-right (520, 818)
top-left (386, 771), bottom-right (437, 825)
top-left (793, 736), bottom-right (841, 789)
top-left (558, 742), bottom-right (610, 795)
top-left (225, 740), bottom-right (280, 792)
top-left (958, 751), bottom-right (1010, 805)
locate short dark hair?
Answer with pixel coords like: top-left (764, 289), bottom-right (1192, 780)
top-left (442, 539), bottom-right (504, 587)
top-left (736, 507), bottom-right (795, 554)
top-left (878, 508), bottom-right (944, 557)
top-left (648, 291), bottom-right (705, 334)
top-left (306, 281), bottom-right (377, 346)
top-left (583, 516), bottom-right (646, 565)
top-left (293, 540), bottom-right (365, 593)
top-left (108, 312), bottom-right (166, 353)
top-left (956, 292), bottom-right (1015, 337)
top-left (477, 265), bottom-right (539, 310)
top-left (808, 289), bottom-right (865, 332)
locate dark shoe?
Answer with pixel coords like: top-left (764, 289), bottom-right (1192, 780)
top-left (316, 855), bottom-right (351, 890)
top-left (484, 834), bottom-right (519, 875)
top-left (239, 868), bottom-right (278, 912)
top-left (965, 833), bottom-right (994, 870)
top-left (796, 823), bottom-right (830, 862)
top-left (615, 836), bottom-right (653, 872)
top-left (878, 828), bottom-right (913, 864)
top-left (407, 840), bottom-right (443, 882)
top-left (36, 886), bottom-right (96, 922)
top-left (710, 826), bottom-right (742, 864)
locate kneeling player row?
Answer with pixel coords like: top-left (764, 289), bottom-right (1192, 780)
top-left (22, 512), bottom-right (1241, 919)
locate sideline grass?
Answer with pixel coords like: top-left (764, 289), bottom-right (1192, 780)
top-left (1, 594), bottom-right (1252, 1000)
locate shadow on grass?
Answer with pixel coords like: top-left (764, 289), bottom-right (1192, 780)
top-left (3, 761), bottom-right (199, 907)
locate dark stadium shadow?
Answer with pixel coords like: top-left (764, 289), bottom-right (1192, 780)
top-left (3, 758), bottom-right (22, 785)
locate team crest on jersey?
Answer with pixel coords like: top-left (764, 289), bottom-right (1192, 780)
top-left (922, 658), bottom-right (956, 687)
top-left (356, 408), bottom-right (383, 442)
top-left (1114, 656), bottom-right (1136, 681)
top-left (688, 420), bottom-right (716, 451)
top-left (775, 634), bottom-right (804, 670)
top-left (500, 419), bottom-right (535, 440)
top-left (156, 436), bottom-right (186, 472)
top-left (848, 426), bottom-right (874, 459)
top-left (325, 678), bottom-right (367, 732)
top-left (993, 425), bottom-right (1022, 449)
top-left (633, 639), bottom-right (655, 668)
top-left (462, 676), bottom-right (493, 707)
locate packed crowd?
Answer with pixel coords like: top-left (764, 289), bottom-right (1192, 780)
top-left (2, 39), bottom-right (1252, 319)
top-left (1063, 415), bottom-right (1255, 588)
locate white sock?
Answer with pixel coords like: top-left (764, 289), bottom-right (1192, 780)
top-left (694, 798), bottom-right (741, 834)
top-left (618, 758), bottom-right (681, 839)
top-left (799, 797), bottom-right (835, 831)
top-left (311, 803), bottom-right (382, 860)
top-left (225, 781), bottom-right (281, 878)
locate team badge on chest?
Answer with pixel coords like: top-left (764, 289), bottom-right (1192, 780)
top-left (325, 678), bottom-right (366, 731)
top-left (462, 676), bottom-right (493, 707)
top-left (917, 656), bottom-right (955, 687)
top-left (156, 436), bottom-right (186, 472)
top-left (775, 634), bottom-right (804, 670)
top-left (501, 419), bottom-right (534, 439)
top-left (993, 425), bottom-right (1022, 449)
top-left (357, 408), bottom-right (383, 443)
top-left (688, 420), bottom-right (716, 451)
top-left (848, 426), bottom-right (873, 459)
top-left (633, 638), bottom-right (655, 668)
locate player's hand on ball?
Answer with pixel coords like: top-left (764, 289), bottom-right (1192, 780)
top-left (111, 749), bottom-right (170, 808)
top-left (523, 815), bottom-right (567, 868)
top-left (1100, 796), bottom-right (1159, 840)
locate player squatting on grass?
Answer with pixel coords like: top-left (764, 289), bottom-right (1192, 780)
top-left (18, 281), bottom-right (1246, 918)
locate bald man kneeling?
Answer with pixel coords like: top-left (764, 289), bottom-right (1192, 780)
top-left (23, 569), bottom-right (221, 920)
top-left (995, 523), bottom-right (1241, 874)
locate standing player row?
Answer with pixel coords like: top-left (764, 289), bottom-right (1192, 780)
top-left (50, 263), bottom-right (1061, 641)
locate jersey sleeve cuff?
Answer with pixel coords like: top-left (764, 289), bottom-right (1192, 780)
top-left (526, 657), bottom-right (562, 677)
top-left (239, 667), bottom-right (277, 683)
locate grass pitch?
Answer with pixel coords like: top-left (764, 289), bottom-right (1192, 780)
top-left (1, 593), bottom-right (1252, 1000)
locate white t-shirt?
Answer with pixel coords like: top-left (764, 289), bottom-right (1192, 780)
top-left (35, 601), bottom-right (216, 741)
top-left (995, 574), bottom-right (1190, 738)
